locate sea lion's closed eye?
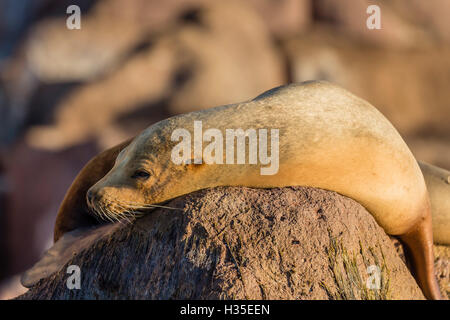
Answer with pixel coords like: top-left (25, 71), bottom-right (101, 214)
top-left (131, 170), bottom-right (151, 180)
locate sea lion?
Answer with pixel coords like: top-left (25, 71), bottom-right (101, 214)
top-left (418, 161), bottom-right (450, 246)
top-left (53, 81), bottom-right (441, 299)
top-left (53, 146), bottom-right (450, 248)
top-left (53, 138), bottom-right (132, 242)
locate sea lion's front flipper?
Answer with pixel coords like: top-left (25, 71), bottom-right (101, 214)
top-left (21, 223), bottom-right (121, 288)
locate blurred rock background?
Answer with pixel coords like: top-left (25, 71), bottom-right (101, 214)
top-left (0, 0), bottom-right (449, 298)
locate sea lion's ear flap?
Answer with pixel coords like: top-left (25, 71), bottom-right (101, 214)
top-left (21, 223), bottom-right (121, 288)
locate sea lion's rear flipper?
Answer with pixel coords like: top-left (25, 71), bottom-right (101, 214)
top-left (21, 223), bottom-right (120, 288)
top-left (399, 212), bottom-right (442, 300)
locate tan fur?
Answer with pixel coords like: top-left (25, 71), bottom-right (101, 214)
top-left (56, 81), bottom-right (442, 299)
top-left (92, 81), bottom-right (427, 234)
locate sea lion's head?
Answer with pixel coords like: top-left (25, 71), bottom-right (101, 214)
top-left (86, 123), bottom-right (207, 222)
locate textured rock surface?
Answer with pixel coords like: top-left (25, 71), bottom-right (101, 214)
top-left (18, 186), bottom-right (425, 300)
top-left (434, 245), bottom-right (450, 298)
top-left (390, 238), bottom-right (449, 299)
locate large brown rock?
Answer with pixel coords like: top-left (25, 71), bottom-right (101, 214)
top-left (434, 245), bottom-right (450, 298)
top-left (18, 186), bottom-right (426, 300)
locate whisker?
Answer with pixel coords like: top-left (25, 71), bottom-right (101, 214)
top-left (86, 196), bottom-right (183, 224)
top-left (102, 206), bottom-right (116, 223)
top-left (113, 203), bottom-right (139, 224)
top-left (118, 201), bottom-right (182, 211)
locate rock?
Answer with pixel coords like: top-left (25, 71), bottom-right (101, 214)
top-left (26, 17), bottom-right (141, 82)
top-left (23, 0), bottom-right (306, 82)
top-left (25, 38), bottom-right (178, 150)
top-left (312, 0), bottom-right (450, 48)
top-left (167, 0), bottom-right (285, 114)
top-left (0, 0), bottom-right (204, 147)
top-left (247, 0), bottom-right (311, 38)
top-left (312, 0), bottom-right (430, 48)
top-left (434, 245), bottom-right (450, 299)
top-left (389, 0), bottom-right (450, 44)
top-left (390, 238), bottom-right (449, 299)
top-left (407, 137), bottom-right (450, 171)
top-left (24, 0), bottom-right (285, 151)
top-left (18, 186), bottom-right (425, 300)
top-left (283, 30), bottom-right (450, 149)
top-left (24, 0), bottom-right (204, 82)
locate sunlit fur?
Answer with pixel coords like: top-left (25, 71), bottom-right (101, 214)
top-left (86, 196), bottom-right (180, 223)
top-left (84, 81), bottom-right (442, 299)
top-left (88, 80), bottom-right (429, 235)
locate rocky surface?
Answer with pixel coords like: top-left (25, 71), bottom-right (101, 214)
top-left (390, 238), bottom-right (449, 299)
top-left (18, 186), bottom-right (427, 300)
top-left (434, 245), bottom-right (450, 298)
